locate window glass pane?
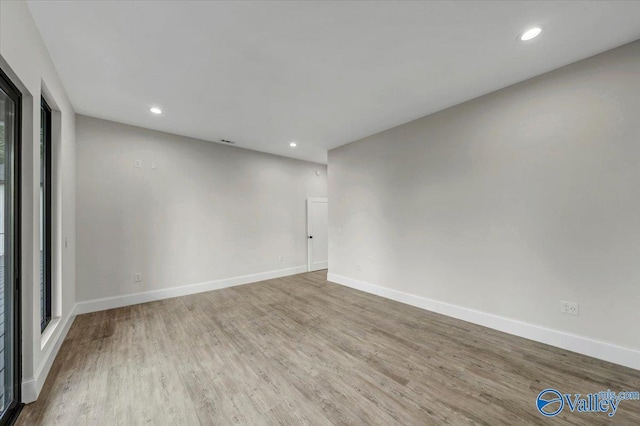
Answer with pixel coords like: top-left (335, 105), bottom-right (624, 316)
top-left (0, 83), bottom-right (16, 416)
top-left (40, 98), bottom-right (51, 331)
top-left (40, 106), bottom-right (44, 325)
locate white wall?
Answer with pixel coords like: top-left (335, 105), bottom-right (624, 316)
top-left (328, 40), bottom-right (640, 368)
top-left (76, 115), bottom-right (326, 305)
top-left (0, 0), bottom-right (77, 402)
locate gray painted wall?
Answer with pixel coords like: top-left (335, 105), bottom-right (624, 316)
top-left (76, 115), bottom-right (326, 302)
top-left (328, 40), bottom-right (640, 351)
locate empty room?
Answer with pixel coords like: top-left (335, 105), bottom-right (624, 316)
top-left (1, 0), bottom-right (639, 424)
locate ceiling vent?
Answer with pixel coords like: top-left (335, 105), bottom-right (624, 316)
top-left (220, 139), bottom-right (235, 145)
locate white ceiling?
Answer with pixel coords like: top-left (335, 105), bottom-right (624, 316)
top-left (27, 1), bottom-right (640, 164)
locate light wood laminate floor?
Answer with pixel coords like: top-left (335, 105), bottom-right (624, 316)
top-left (18, 271), bottom-right (640, 425)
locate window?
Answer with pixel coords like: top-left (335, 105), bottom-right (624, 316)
top-left (1, 66), bottom-right (23, 421)
top-left (40, 97), bottom-right (52, 331)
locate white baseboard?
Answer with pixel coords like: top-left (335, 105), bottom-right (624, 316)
top-left (310, 261), bottom-right (328, 271)
top-left (76, 265), bottom-right (308, 315)
top-left (327, 273), bottom-right (640, 371)
top-left (22, 306), bottom-right (77, 403)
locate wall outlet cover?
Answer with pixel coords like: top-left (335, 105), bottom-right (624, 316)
top-left (561, 301), bottom-right (579, 316)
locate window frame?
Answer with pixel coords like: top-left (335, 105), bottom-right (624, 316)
top-left (0, 64), bottom-right (24, 423)
top-left (40, 96), bottom-right (52, 332)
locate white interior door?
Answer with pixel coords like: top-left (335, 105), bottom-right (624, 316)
top-left (307, 198), bottom-right (328, 272)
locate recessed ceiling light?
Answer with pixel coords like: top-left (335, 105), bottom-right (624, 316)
top-left (519, 27), bottom-right (542, 41)
top-left (150, 107), bottom-right (162, 114)
top-left (289, 142), bottom-right (297, 147)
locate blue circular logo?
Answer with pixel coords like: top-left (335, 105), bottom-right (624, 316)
top-left (537, 389), bottom-right (564, 417)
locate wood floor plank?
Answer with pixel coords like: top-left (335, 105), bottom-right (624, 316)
top-left (17, 271), bottom-right (640, 425)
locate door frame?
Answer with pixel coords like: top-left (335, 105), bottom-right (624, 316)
top-left (0, 66), bottom-right (23, 424)
top-left (306, 197), bottom-right (327, 272)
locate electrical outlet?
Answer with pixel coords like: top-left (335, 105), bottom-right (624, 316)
top-left (134, 160), bottom-right (142, 169)
top-left (134, 273), bottom-right (143, 282)
top-left (279, 255), bottom-right (284, 262)
top-left (561, 301), bottom-right (579, 316)
top-left (356, 265), bottom-right (362, 272)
